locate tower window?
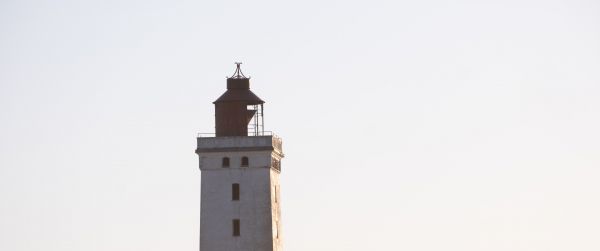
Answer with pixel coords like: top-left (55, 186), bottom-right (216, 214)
top-left (271, 159), bottom-right (280, 171)
top-left (232, 183), bottom-right (240, 201)
top-left (222, 157), bottom-right (230, 168)
top-left (276, 220), bottom-right (279, 239)
top-left (233, 219), bottom-right (240, 236)
top-left (241, 156), bottom-right (249, 167)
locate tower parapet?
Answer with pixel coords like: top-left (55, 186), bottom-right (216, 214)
top-left (196, 134), bottom-right (283, 160)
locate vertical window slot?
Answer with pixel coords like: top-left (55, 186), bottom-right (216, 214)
top-left (232, 183), bottom-right (240, 201)
top-left (233, 219), bottom-right (240, 236)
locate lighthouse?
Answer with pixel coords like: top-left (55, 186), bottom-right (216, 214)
top-left (195, 63), bottom-right (284, 251)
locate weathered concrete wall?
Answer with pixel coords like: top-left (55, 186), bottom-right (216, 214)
top-left (270, 168), bottom-right (282, 251)
top-left (197, 136), bottom-right (283, 251)
top-left (196, 136), bottom-right (283, 157)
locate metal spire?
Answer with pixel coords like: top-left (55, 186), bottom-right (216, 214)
top-left (229, 62), bottom-right (248, 79)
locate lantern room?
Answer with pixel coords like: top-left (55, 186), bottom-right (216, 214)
top-left (213, 63), bottom-right (265, 137)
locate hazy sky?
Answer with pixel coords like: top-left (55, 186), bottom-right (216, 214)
top-left (1, 0), bottom-right (599, 250)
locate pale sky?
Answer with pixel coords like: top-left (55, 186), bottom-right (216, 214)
top-left (1, 0), bottom-right (599, 250)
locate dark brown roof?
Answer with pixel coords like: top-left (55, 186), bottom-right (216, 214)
top-left (213, 78), bottom-right (264, 104)
top-left (213, 89), bottom-right (264, 104)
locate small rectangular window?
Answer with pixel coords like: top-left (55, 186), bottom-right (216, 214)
top-left (222, 157), bottom-right (230, 168)
top-left (232, 183), bottom-right (240, 201)
top-left (233, 219), bottom-right (240, 236)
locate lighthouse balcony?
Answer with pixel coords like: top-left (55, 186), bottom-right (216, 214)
top-left (195, 132), bottom-right (283, 156)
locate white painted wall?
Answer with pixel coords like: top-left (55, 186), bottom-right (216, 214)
top-left (197, 136), bottom-right (283, 251)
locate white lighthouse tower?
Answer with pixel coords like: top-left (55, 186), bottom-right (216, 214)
top-left (195, 63), bottom-right (284, 251)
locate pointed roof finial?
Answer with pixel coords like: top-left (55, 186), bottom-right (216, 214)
top-left (229, 62), bottom-right (248, 79)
